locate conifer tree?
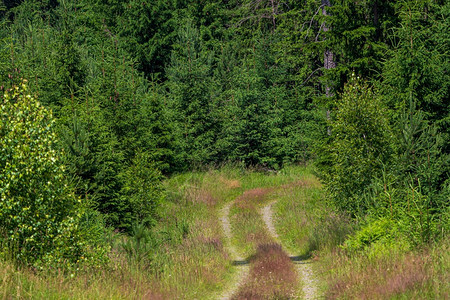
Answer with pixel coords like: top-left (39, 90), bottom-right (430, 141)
top-left (166, 20), bottom-right (219, 168)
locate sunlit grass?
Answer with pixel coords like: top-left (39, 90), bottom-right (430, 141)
top-left (227, 165), bottom-right (311, 299)
top-left (272, 167), bottom-right (449, 299)
top-left (229, 187), bottom-right (274, 257)
top-left (0, 167), bottom-right (246, 299)
top-left (3, 164), bottom-right (444, 299)
top-left (273, 180), bottom-right (323, 256)
top-left (321, 237), bottom-right (449, 299)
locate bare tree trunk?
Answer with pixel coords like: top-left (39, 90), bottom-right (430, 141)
top-left (270, 0), bottom-right (276, 30)
top-left (373, 0), bottom-right (380, 40)
top-left (322, 0), bottom-right (335, 135)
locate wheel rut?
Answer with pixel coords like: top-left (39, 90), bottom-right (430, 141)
top-left (261, 201), bottom-right (320, 300)
top-left (217, 201), bottom-right (250, 300)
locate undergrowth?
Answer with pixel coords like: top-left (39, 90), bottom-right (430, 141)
top-left (273, 166), bottom-right (449, 299)
top-left (0, 167), bottom-right (244, 299)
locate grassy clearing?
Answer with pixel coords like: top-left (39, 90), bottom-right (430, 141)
top-left (227, 165), bottom-right (314, 299)
top-left (273, 176), bottom-right (323, 256)
top-left (229, 165), bottom-right (313, 257)
top-left (0, 165), bottom-right (311, 299)
top-left (4, 164), bottom-right (445, 299)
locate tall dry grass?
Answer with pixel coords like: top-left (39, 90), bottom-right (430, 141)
top-left (322, 238), bottom-right (449, 299)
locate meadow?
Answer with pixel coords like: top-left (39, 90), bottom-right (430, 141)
top-left (2, 164), bottom-right (447, 299)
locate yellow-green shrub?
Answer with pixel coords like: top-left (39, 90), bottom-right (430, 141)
top-left (0, 81), bottom-right (107, 268)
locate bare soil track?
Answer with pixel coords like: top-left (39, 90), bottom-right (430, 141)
top-left (261, 201), bottom-right (320, 299)
top-left (217, 186), bottom-right (321, 299)
top-left (217, 202), bottom-right (250, 300)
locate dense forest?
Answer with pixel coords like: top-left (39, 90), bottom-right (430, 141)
top-left (0, 0), bottom-right (448, 298)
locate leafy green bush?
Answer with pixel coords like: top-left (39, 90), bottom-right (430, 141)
top-left (342, 218), bottom-right (394, 252)
top-left (341, 217), bottom-right (413, 262)
top-left (319, 76), bottom-right (394, 216)
top-left (0, 81), bottom-right (107, 267)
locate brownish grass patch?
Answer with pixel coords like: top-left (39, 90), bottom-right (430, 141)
top-left (235, 188), bottom-right (274, 209)
top-left (242, 188), bottom-right (274, 200)
top-left (245, 231), bottom-right (272, 245)
top-left (327, 250), bottom-right (437, 300)
top-left (219, 176), bottom-right (242, 189)
top-left (184, 187), bottom-right (218, 206)
top-left (232, 243), bottom-right (297, 300)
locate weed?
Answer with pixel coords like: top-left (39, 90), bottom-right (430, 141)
top-left (120, 222), bottom-right (154, 267)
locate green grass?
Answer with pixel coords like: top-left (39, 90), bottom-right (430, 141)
top-left (2, 164), bottom-right (446, 299)
top-left (229, 187), bottom-right (274, 257)
top-left (320, 237), bottom-right (449, 299)
top-left (229, 164), bottom-right (313, 257)
top-left (273, 179), bottom-right (323, 256)
top-left (0, 167), bottom-right (245, 299)
top-left (272, 166), bottom-right (449, 299)
top-left (226, 165), bottom-right (311, 299)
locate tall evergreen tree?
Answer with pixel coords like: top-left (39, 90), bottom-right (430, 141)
top-left (166, 20), bottom-right (219, 168)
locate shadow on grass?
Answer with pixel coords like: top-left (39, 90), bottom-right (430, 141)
top-left (290, 253), bottom-right (312, 264)
top-left (232, 259), bottom-right (250, 266)
top-left (235, 251), bottom-right (311, 266)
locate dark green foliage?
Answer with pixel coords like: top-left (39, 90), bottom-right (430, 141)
top-left (60, 107), bottom-right (125, 227)
top-left (317, 76), bottom-right (448, 241)
top-left (1, 0), bottom-right (447, 261)
top-left (217, 46), bottom-right (284, 168)
top-left (314, 1), bottom-right (448, 246)
top-left (2, 0), bottom-right (172, 230)
top-left (325, 1), bottom-right (396, 89)
top-left (119, 152), bottom-right (164, 228)
top-left (116, 0), bottom-right (182, 76)
top-left (0, 17), bottom-right (9, 83)
top-left (381, 1), bottom-right (450, 153)
top-left (166, 20), bottom-right (219, 167)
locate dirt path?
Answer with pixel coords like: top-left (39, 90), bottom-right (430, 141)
top-left (216, 202), bottom-right (250, 300)
top-left (261, 201), bottom-right (280, 241)
top-left (261, 201), bottom-right (320, 300)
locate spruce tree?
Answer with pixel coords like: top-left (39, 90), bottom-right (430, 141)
top-left (166, 20), bottom-right (219, 168)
